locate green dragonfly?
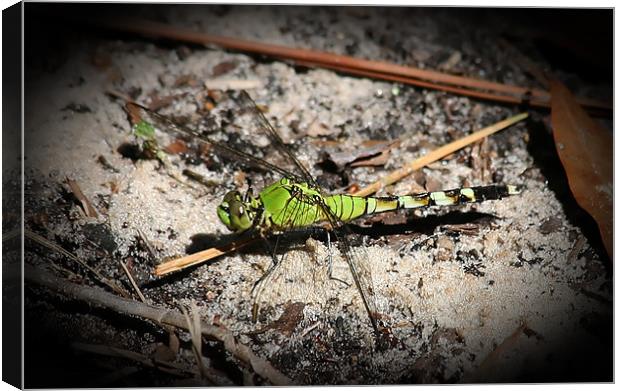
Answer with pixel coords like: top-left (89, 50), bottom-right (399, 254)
top-left (128, 90), bottom-right (521, 339)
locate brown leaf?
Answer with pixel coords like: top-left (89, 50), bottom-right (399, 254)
top-left (249, 302), bottom-right (306, 337)
top-left (174, 74), bottom-right (199, 87)
top-left (327, 140), bottom-right (399, 168)
top-left (164, 139), bottom-right (188, 155)
top-left (65, 177), bottom-right (98, 218)
top-left (125, 102), bottom-right (142, 125)
top-left (550, 80), bottom-right (612, 260)
top-left (211, 60), bottom-right (238, 77)
top-left (306, 120), bottom-right (333, 137)
top-left (148, 94), bottom-right (180, 111)
top-left (152, 343), bottom-right (176, 362)
top-left (168, 331), bottom-right (180, 354)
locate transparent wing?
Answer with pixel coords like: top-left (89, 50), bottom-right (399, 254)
top-left (235, 91), bottom-right (318, 186)
top-left (126, 101), bottom-right (297, 181)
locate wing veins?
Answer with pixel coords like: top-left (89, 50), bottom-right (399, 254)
top-left (237, 91), bottom-right (319, 188)
top-left (127, 102), bottom-right (296, 180)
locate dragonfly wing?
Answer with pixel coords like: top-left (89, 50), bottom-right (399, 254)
top-left (126, 101), bottom-right (295, 180)
top-left (235, 91), bottom-right (316, 186)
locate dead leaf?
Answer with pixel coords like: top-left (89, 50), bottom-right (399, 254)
top-left (350, 150), bottom-right (391, 167)
top-left (125, 102), bottom-right (142, 125)
top-left (326, 140), bottom-right (399, 168)
top-left (168, 331), bottom-right (180, 354)
top-left (174, 74), bottom-right (199, 87)
top-left (65, 178), bottom-right (98, 218)
top-left (152, 343), bottom-right (176, 362)
top-left (148, 93), bottom-right (182, 111)
top-left (550, 80), bottom-right (612, 260)
top-left (211, 60), bottom-right (238, 77)
top-left (438, 51), bottom-right (462, 71)
top-left (164, 139), bottom-right (188, 155)
top-left (249, 302), bottom-right (306, 337)
top-left (468, 323), bottom-right (527, 382)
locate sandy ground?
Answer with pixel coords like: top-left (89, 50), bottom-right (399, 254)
top-left (20, 5), bottom-right (612, 386)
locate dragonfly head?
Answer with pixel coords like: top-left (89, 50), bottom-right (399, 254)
top-left (217, 190), bottom-right (255, 233)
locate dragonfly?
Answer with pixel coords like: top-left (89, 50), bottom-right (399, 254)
top-left (127, 90), bottom-right (521, 341)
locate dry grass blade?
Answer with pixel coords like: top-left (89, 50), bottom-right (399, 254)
top-left (352, 112), bottom-right (529, 197)
top-left (26, 265), bottom-right (293, 386)
top-left (155, 235), bottom-right (257, 276)
top-left (25, 229), bottom-right (129, 297)
top-left (180, 301), bottom-right (211, 382)
top-left (550, 80), bottom-right (613, 260)
top-left (120, 261), bottom-right (147, 302)
top-left (65, 177), bottom-right (99, 218)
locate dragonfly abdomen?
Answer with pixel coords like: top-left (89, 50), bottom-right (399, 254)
top-left (326, 184), bottom-right (521, 222)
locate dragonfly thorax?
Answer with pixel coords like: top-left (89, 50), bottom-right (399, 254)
top-left (216, 190), bottom-right (262, 233)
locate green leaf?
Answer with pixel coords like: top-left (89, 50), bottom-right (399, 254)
top-left (133, 120), bottom-right (156, 140)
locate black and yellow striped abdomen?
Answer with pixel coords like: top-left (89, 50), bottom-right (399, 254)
top-left (324, 184), bottom-right (522, 223)
top-left (258, 178), bottom-right (521, 231)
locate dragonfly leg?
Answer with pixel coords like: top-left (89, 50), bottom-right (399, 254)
top-left (398, 233), bottom-right (439, 255)
top-left (251, 235), bottom-right (284, 322)
top-left (325, 231), bottom-right (351, 287)
top-left (243, 187), bottom-right (254, 203)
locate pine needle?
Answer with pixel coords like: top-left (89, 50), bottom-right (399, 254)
top-left (154, 235), bottom-right (257, 276)
top-left (352, 112), bottom-right (528, 197)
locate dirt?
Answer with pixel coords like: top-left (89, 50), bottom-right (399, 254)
top-left (18, 4), bottom-right (612, 386)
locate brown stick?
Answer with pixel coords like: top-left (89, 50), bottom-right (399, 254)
top-left (294, 60), bottom-right (551, 110)
top-left (155, 235), bottom-right (257, 276)
top-left (26, 265), bottom-right (294, 386)
top-left (91, 17), bottom-right (611, 115)
top-left (25, 229), bottom-right (129, 298)
top-left (120, 260), bottom-right (148, 303)
top-left (352, 112), bottom-right (529, 197)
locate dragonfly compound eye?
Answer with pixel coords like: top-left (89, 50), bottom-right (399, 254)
top-left (223, 190), bottom-right (243, 204)
top-left (216, 201), bottom-right (233, 231)
top-left (229, 200), bottom-right (253, 232)
top-left (218, 191), bottom-right (251, 232)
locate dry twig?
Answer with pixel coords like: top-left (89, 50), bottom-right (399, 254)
top-left (181, 302), bottom-right (211, 382)
top-left (120, 261), bottom-right (148, 303)
top-left (90, 17), bottom-right (611, 116)
top-left (25, 229), bottom-right (129, 297)
top-left (154, 235), bottom-right (257, 276)
top-left (26, 265), bottom-right (293, 386)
